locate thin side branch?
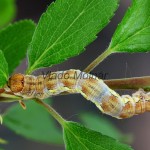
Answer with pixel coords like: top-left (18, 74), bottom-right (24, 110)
top-left (34, 99), bottom-right (65, 126)
top-left (83, 48), bottom-right (112, 73)
top-left (0, 92), bottom-right (22, 102)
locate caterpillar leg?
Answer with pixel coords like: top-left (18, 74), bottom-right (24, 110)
top-left (19, 100), bottom-right (26, 110)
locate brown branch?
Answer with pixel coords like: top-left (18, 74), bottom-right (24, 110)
top-left (104, 76), bottom-right (150, 91)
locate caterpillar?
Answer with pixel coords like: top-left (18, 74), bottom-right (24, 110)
top-left (5, 69), bottom-right (150, 119)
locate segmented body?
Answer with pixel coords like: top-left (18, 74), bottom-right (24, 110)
top-left (6, 69), bottom-right (150, 119)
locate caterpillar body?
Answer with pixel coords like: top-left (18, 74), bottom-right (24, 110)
top-left (5, 69), bottom-right (150, 119)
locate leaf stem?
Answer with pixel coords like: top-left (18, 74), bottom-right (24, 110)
top-left (25, 67), bottom-right (33, 75)
top-left (34, 99), bottom-right (65, 126)
top-left (104, 76), bottom-right (150, 91)
top-left (83, 48), bottom-right (112, 73)
top-left (0, 93), bottom-right (22, 102)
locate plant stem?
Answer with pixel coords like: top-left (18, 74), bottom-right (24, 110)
top-left (104, 76), bottom-right (150, 91)
top-left (25, 68), bottom-right (32, 75)
top-left (34, 99), bottom-right (65, 126)
top-left (0, 93), bottom-right (22, 102)
top-left (83, 48), bottom-right (112, 73)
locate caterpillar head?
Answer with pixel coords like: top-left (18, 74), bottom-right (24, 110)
top-left (7, 74), bottom-right (24, 93)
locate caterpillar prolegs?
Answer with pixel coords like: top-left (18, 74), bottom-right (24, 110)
top-left (5, 69), bottom-right (150, 119)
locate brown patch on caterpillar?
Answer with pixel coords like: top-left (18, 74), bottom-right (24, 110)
top-left (119, 103), bottom-right (134, 119)
top-left (145, 98), bottom-right (150, 111)
top-left (135, 101), bottom-right (143, 114)
top-left (27, 76), bottom-right (36, 91)
top-left (45, 77), bottom-right (57, 90)
top-left (21, 76), bottom-right (35, 97)
top-left (81, 83), bottom-right (95, 98)
top-left (21, 76), bottom-right (30, 92)
top-left (61, 70), bottom-right (77, 88)
top-left (119, 96), bottom-right (135, 119)
top-left (135, 100), bottom-right (145, 114)
top-left (21, 75), bottom-right (46, 99)
top-left (145, 92), bottom-right (150, 111)
top-left (81, 84), bottom-right (89, 97)
top-left (45, 79), bottom-right (57, 90)
top-left (8, 74), bottom-right (24, 93)
top-left (138, 96), bottom-right (146, 114)
top-left (22, 76), bottom-right (33, 91)
top-left (81, 78), bottom-right (100, 99)
top-left (146, 102), bottom-right (150, 111)
top-left (101, 95), bottom-right (121, 116)
top-left (45, 72), bottom-right (58, 89)
top-left (35, 75), bottom-right (45, 93)
top-left (61, 72), bottom-right (76, 88)
top-left (132, 89), bottom-right (146, 114)
top-left (61, 79), bottom-right (75, 89)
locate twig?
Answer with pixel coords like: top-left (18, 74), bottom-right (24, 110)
top-left (0, 93), bottom-right (22, 102)
top-left (104, 76), bottom-right (150, 91)
top-left (34, 99), bottom-right (65, 126)
top-left (83, 48), bottom-right (112, 73)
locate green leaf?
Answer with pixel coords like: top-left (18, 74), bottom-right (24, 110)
top-left (0, 0), bottom-right (16, 28)
top-left (0, 20), bottom-right (36, 74)
top-left (80, 113), bottom-right (132, 144)
top-left (0, 138), bottom-right (8, 144)
top-left (63, 121), bottom-right (132, 150)
top-left (27, 0), bottom-right (119, 74)
top-left (109, 0), bottom-right (150, 53)
top-left (0, 50), bottom-right (8, 88)
top-left (3, 100), bottom-right (63, 145)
